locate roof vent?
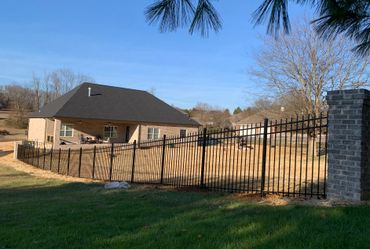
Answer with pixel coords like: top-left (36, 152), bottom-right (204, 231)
top-left (88, 87), bottom-right (91, 97)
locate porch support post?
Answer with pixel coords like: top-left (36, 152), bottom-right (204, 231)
top-left (53, 118), bottom-right (61, 149)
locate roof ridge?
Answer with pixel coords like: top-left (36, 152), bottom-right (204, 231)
top-left (81, 82), bottom-right (148, 93)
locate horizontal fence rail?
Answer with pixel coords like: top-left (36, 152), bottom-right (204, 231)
top-left (17, 114), bottom-right (328, 198)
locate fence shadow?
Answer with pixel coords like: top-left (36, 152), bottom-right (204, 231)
top-left (1, 177), bottom-right (367, 249)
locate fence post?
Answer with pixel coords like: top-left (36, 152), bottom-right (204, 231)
top-left (43, 146), bottom-right (46, 169)
top-left (260, 118), bottom-right (269, 196)
top-left (160, 135), bottom-right (166, 184)
top-left (17, 144), bottom-right (20, 161)
top-left (67, 148), bottom-right (71, 175)
top-left (78, 147), bottom-right (82, 177)
top-left (131, 140), bottom-right (137, 183)
top-left (50, 147), bottom-right (53, 171)
top-left (57, 148), bottom-right (61, 173)
top-left (22, 144), bottom-right (25, 162)
top-left (28, 145), bottom-right (31, 163)
top-left (109, 143), bottom-right (114, 181)
top-left (37, 147), bottom-right (40, 168)
top-left (28, 145), bottom-right (31, 164)
top-left (200, 128), bottom-right (207, 188)
top-left (33, 146), bottom-right (36, 166)
top-left (18, 144), bottom-right (21, 160)
top-left (92, 145), bottom-right (96, 179)
top-left (26, 145), bottom-right (29, 163)
top-left (31, 145), bottom-right (35, 166)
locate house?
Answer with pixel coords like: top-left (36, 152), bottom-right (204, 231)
top-left (28, 83), bottom-right (200, 147)
top-left (232, 113), bottom-right (272, 137)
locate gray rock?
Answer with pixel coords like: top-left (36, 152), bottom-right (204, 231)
top-left (104, 181), bottom-right (130, 189)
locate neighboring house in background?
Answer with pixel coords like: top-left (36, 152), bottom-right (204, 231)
top-left (232, 113), bottom-right (272, 137)
top-left (28, 83), bottom-right (200, 147)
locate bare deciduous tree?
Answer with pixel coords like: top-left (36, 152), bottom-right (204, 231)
top-left (147, 87), bottom-right (157, 96)
top-left (251, 22), bottom-right (369, 116)
top-left (189, 102), bottom-right (231, 128)
top-left (42, 68), bottom-right (94, 105)
top-left (3, 84), bottom-right (35, 128)
top-left (31, 68), bottom-right (94, 108)
top-left (1, 68), bottom-right (94, 128)
top-left (0, 85), bottom-right (9, 109)
top-left (32, 73), bottom-right (42, 110)
top-left (4, 84), bottom-right (34, 112)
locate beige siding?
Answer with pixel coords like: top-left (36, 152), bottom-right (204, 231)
top-left (140, 124), bottom-right (198, 141)
top-left (45, 118), bottom-right (56, 145)
top-left (28, 117), bottom-right (199, 146)
top-left (28, 118), bottom-right (46, 143)
top-left (128, 125), bottom-right (140, 143)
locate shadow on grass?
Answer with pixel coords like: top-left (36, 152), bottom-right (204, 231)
top-left (0, 174), bottom-right (370, 249)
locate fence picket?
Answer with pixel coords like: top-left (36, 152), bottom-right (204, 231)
top-left (78, 147), bottom-right (82, 177)
top-left (92, 146), bottom-right (96, 179)
top-left (200, 128), bottom-right (207, 188)
top-left (260, 118), bottom-right (269, 196)
top-left (160, 135), bottom-right (166, 184)
top-left (109, 143), bottom-right (114, 181)
top-left (131, 140), bottom-right (137, 183)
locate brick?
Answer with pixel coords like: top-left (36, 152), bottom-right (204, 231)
top-left (327, 89), bottom-right (370, 201)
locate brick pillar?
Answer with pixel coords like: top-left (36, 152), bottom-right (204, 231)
top-left (326, 89), bottom-right (370, 201)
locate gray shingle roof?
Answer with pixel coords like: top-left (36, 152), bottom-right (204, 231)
top-left (29, 82), bottom-right (199, 127)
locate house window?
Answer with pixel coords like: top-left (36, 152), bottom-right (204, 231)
top-left (180, 129), bottom-right (187, 138)
top-left (104, 126), bottom-right (117, 138)
top-left (47, 136), bottom-right (54, 143)
top-left (147, 127), bottom-right (159, 140)
top-left (60, 124), bottom-right (73, 137)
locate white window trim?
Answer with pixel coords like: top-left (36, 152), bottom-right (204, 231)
top-left (147, 127), bottom-right (160, 140)
top-left (104, 125), bottom-right (118, 138)
top-left (60, 123), bottom-right (74, 137)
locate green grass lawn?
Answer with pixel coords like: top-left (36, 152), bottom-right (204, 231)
top-left (0, 163), bottom-right (370, 249)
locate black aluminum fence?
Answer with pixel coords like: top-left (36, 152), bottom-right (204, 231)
top-left (17, 114), bottom-right (328, 197)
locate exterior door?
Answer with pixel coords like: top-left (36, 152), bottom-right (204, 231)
top-left (125, 126), bottom-right (130, 143)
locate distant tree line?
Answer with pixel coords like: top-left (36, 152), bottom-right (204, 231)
top-left (182, 103), bottom-right (231, 128)
top-left (179, 91), bottom-right (309, 129)
top-left (0, 68), bottom-right (93, 128)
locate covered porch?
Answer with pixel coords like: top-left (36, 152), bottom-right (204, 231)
top-left (52, 118), bottom-right (140, 148)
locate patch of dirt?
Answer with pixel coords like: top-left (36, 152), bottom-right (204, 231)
top-left (232, 193), bottom-right (290, 206)
top-left (0, 111), bottom-right (27, 142)
top-left (0, 141), bottom-right (102, 183)
top-left (231, 192), bottom-right (369, 207)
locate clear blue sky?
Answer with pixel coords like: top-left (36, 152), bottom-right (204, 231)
top-left (0, 0), bottom-right (312, 110)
